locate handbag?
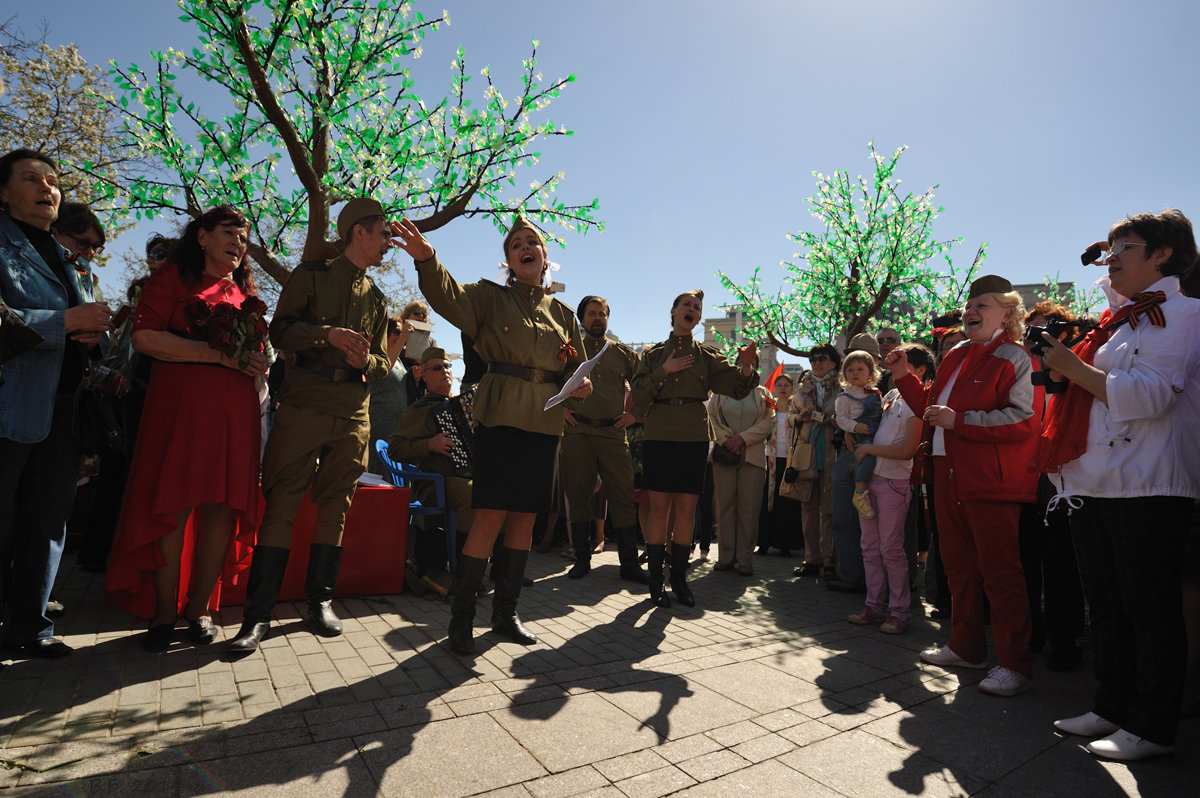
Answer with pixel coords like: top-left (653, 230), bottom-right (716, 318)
top-left (74, 362), bottom-right (125, 455)
top-left (711, 444), bottom-right (744, 467)
top-left (785, 422), bottom-right (820, 482)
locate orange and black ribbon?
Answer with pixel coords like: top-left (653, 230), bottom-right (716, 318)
top-left (1128, 290), bottom-right (1167, 329)
top-left (557, 337), bottom-right (578, 362)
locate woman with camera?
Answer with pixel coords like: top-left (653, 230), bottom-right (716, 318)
top-left (1038, 210), bottom-right (1200, 761)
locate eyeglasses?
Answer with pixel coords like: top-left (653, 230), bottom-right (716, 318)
top-left (810, 355), bottom-right (831, 364)
top-left (60, 231), bottom-right (104, 257)
top-left (875, 336), bottom-right (900, 344)
top-left (1104, 240), bottom-right (1146, 262)
top-left (147, 247), bottom-right (168, 261)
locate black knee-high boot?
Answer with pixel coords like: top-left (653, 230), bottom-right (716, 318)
top-left (490, 547), bottom-right (537, 644)
top-left (567, 521), bottom-right (592, 579)
top-left (228, 545), bottom-right (291, 653)
top-left (305, 543), bottom-right (344, 637)
top-left (448, 554), bottom-right (488, 654)
top-left (670, 543), bottom-right (696, 607)
top-left (615, 525), bottom-right (649, 585)
top-left (646, 543), bottom-right (670, 608)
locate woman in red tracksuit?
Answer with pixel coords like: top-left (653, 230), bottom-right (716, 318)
top-left (886, 274), bottom-right (1041, 696)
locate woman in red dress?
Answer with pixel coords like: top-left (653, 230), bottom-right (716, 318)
top-left (106, 206), bottom-right (269, 651)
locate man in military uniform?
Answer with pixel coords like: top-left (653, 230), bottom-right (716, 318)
top-left (387, 346), bottom-right (473, 555)
top-left (229, 198), bottom-right (391, 653)
top-left (560, 296), bottom-right (648, 584)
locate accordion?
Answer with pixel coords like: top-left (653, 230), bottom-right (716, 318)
top-left (432, 386), bottom-right (475, 478)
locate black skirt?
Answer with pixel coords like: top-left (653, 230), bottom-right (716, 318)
top-left (642, 440), bottom-right (709, 495)
top-left (472, 424), bottom-right (559, 513)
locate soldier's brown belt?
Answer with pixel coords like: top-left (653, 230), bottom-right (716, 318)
top-left (653, 397), bottom-right (705, 406)
top-left (575, 415), bottom-right (618, 427)
top-left (295, 356), bottom-right (366, 384)
top-left (487, 362), bottom-right (561, 384)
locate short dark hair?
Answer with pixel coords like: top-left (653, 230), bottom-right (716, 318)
top-left (809, 343), bottom-right (841, 369)
top-left (53, 202), bottom-right (105, 245)
top-left (1109, 208), bottom-right (1199, 278)
top-left (902, 343), bottom-right (936, 383)
top-left (0, 148), bottom-right (58, 192)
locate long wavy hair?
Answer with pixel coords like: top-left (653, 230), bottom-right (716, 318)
top-left (175, 205), bottom-right (256, 295)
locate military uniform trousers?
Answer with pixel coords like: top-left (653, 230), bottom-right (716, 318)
top-left (259, 402), bottom-right (371, 548)
top-left (414, 476), bottom-right (474, 535)
top-left (560, 431), bottom-right (636, 528)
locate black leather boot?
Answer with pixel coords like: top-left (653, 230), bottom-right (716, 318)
top-left (646, 543), bottom-right (670, 608)
top-left (305, 543), bottom-right (344, 637)
top-left (490, 546), bottom-right (538, 644)
top-left (615, 525), bottom-right (649, 585)
top-left (228, 545), bottom-right (290, 653)
top-left (449, 554), bottom-right (488, 654)
top-left (669, 543), bottom-right (696, 607)
top-left (567, 521), bottom-right (592, 579)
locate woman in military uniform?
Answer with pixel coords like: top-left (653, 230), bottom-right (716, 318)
top-left (391, 216), bottom-right (591, 655)
top-left (631, 290), bottom-right (758, 608)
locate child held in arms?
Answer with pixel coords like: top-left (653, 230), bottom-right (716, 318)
top-left (835, 350), bottom-right (883, 519)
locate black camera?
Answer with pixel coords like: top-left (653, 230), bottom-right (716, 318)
top-left (1030, 365), bottom-right (1068, 394)
top-left (783, 467), bottom-right (799, 484)
top-left (1024, 317), bottom-right (1073, 358)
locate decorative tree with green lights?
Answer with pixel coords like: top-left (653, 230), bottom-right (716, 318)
top-left (717, 143), bottom-right (984, 356)
top-left (82, 0), bottom-right (601, 292)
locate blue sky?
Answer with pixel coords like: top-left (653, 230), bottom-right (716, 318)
top-left (32, 0), bottom-right (1200, 362)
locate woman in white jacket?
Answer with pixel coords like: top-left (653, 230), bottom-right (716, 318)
top-left (1039, 209), bottom-right (1200, 762)
top-left (708, 383), bottom-right (775, 576)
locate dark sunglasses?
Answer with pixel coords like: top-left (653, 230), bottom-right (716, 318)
top-left (810, 355), bottom-right (831, 364)
top-left (423, 363), bottom-right (448, 372)
top-left (876, 336), bottom-right (899, 344)
top-left (148, 247), bottom-right (168, 260)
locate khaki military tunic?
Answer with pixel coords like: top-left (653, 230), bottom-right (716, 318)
top-left (413, 255), bottom-right (584, 436)
top-left (631, 333), bottom-right (756, 442)
top-left (259, 256), bottom-right (390, 547)
top-left (560, 335), bottom-right (640, 525)
top-left (387, 392), bottom-right (474, 532)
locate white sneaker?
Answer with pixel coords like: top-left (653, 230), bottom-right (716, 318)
top-left (918, 645), bottom-right (986, 670)
top-left (978, 666), bottom-right (1032, 696)
top-left (1054, 712), bottom-right (1120, 738)
top-left (1086, 730), bottom-right (1175, 762)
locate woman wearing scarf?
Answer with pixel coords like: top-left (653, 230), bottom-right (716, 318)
top-left (790, 344), bottom-right (841, 579)
top-left (887, 274), bottom-right (1040, 697)
top-left (1037, 209), bottom-right (1200, 761)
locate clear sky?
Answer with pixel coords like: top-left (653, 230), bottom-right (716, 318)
top-left (26, 0), bottom-right (1200, 363)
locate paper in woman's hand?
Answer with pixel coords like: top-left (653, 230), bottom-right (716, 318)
top-left (544, 340), bottom-right (609, 411)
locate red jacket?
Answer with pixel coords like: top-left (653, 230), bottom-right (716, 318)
top-left (896, 335), bottom-right (1041, 503)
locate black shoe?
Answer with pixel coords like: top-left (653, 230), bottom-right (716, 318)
top-left (930, 606), bottom-right (950, 620)
top-left (793, 562), bottom-right (821, 577)
top-left (614, 526), bottom-right (649, 585)
top-left (17, 637), bottom-right (74, 658)
top-left (490, 547), bottom-right (537, 645)
top-left (143, 622), bottom-right (174, 652)
top-left (305, 544), bottom-right (344, 637)
top-left (669, 544), bottom-right (696, 607)
top-left (449, 554), bottom-right (488, 654)
top-left (822, 566), bottom-right (838, 580)
top-left (826, 580), bottom-right (867, 594)
top-left (184, 614), bottom-right (217, 645)
top-left (646, 544), bottom-right (670, 607)
top-left (567, 522), bottom-right (591, 579)
top-left (45, 598), bottom-right (65, 618)
top-left (754, 547), bottom-right (770, 556)
top-left (227, 545), bottom-right (290, 654)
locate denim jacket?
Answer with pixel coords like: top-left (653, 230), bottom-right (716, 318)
top-left (0, 212), bottom-right (95, 443)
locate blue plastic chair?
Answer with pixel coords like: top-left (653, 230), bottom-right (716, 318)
top-left (374, 439), bottom-right (458, 574)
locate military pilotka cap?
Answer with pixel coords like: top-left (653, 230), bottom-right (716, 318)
top-left (967, 274), bottom-right (1014, 299)
top-left (337, 197), bottom-right (386, 242)
top-left (576, 295), bottom-right (605, 321)
top-left (420, 346), bottom-right (446, 365)
top-left (846, 333), bottom-right (880, 359)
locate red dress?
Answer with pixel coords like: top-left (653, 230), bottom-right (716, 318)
top-left (105, 266), bottom-right (262, 619)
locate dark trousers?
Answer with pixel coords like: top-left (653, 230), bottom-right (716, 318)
top-left (0, 396), bottom-right (79, 644)
top-left (1019, 479), bottom-right (1084, 656)
top-left (1070, 495), bottom-right (1192, 745)
top-left (691, 461), bottom-right (714, 550)
top-left (758, 456), bottom-right (802, 552)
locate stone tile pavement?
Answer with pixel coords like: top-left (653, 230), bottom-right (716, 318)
top-left (1, 547), bottom-right (1197, 797)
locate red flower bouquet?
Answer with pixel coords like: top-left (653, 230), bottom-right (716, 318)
top-left (187, 295), bottom-right (270, 369)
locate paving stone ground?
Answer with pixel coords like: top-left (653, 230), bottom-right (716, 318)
top-left (2, 547), bottom-right (1197, 797)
